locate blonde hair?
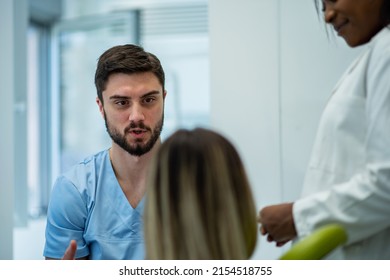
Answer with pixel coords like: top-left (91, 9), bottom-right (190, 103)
top-left (144, 128), bottom-right (257, 259)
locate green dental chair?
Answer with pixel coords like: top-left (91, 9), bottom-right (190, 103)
top-left (279, 224), bottom-right (348, 260)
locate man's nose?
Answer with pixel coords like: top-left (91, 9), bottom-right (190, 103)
top-left (129, 103), bottom-right (145, 122)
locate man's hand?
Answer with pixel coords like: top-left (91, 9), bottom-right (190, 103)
top-left (258, 202), bottom-right (297, 247)
top-left (46, 240), bottom-right (88, 260)
top-left (62, 240), bottom-right (77, 260)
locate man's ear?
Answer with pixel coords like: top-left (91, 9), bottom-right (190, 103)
top-left (96, 97), bottom-right (105, 119)
top-left (163, 90), bottom-right (167, 99)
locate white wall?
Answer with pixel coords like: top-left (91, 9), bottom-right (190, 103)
top-left (209, 0), bottom-right (361, 259)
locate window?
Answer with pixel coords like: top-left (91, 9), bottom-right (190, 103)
top-left (140, 3), bottom-right (210, 138)
top-left (27, 23), bottom-right (51, 218)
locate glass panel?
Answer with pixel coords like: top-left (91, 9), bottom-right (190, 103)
top-left (140, 4), bottom-right (210, 139)
top-left (144, 36), bottom-right (210, 140)
top-left (27, 25), bottom-right (42, 218)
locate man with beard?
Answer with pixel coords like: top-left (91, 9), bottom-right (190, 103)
top-left (43, 44), bottom-right (166, 260)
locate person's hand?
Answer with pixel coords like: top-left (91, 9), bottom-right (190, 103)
top-left (62, 240), bottom-right (77, 260)
top-left (258, 202), bottom-right (297, 247)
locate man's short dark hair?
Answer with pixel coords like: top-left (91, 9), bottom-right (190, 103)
top-left (94, 44), bottom-right (165, 103)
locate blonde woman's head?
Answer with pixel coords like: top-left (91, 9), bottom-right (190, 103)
top-left (144, 128), bottom-right (257, 259)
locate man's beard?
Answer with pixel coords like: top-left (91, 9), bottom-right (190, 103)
top-left (104, 112), bottom-right (164, 157)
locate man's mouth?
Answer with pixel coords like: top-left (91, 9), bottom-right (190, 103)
top-left (127, 128), bottom-right (149, 138)
top-left (124, 123), bottom-right (149, 135)
top-left (131, 129), bottom-right (145, 135)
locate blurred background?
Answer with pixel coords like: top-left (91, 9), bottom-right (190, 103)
top-left (1, 0), bottom-right (363, 259)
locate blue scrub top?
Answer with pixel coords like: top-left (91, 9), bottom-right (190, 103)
top-left (43, 149), bottom-right (145, 259)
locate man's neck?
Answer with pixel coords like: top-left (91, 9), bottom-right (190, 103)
top-left (108, 140), bottom-right (161, 207)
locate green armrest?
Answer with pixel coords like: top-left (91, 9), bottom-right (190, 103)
top-left (279, 224), bottom-right (348, 260)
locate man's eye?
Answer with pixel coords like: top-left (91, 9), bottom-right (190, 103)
top-left (144, 97), bottom-right (156, 104)
top-left (115, 100), bottom-right (128, 106)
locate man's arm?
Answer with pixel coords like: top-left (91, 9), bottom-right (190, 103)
top-left (44, 176), bottom-right (90, 259)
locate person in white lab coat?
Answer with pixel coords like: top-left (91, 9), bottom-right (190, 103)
top-left (258, 0), bottom-right (390, 259)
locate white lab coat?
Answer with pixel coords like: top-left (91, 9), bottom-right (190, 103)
top-left (293, 27), bottom-right (390, 259)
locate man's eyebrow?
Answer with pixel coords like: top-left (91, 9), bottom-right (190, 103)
top-left (109, 91), bottom-right (161, 100)
top-left (109, 95), bottom-right (129, 100)
top-left (141, 90), bottom-right (161, 98)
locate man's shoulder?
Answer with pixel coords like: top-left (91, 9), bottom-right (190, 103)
top-left (59, 149), bottom-right (110, 187)
top-left (78, 149), bottom-right (109, 165)
top-left (66, 149), bottom-right (109, 171)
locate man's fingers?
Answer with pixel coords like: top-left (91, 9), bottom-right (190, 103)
top-left (62, 240), bottom-right (77, 260)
